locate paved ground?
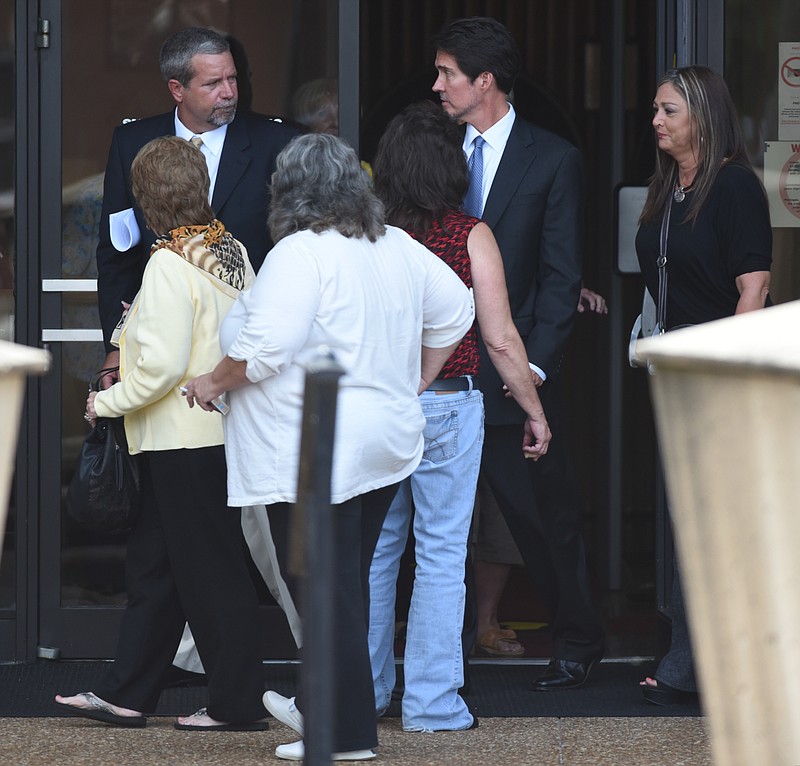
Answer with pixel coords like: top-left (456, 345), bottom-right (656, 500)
top-left (0, 715), bottom-right (712, 765)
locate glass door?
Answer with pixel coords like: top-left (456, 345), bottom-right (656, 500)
top-left (35, 0), bottom-right (346, 659)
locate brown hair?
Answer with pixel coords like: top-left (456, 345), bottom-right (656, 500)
top-left (373, 100), bottom-right (468, 239)
top-left (641, 66), bottom-right (755, 225)
top-left (130, 136), bottom-right (214, 235)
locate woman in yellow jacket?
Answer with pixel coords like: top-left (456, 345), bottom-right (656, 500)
top-left (55, 136), bottom-right (266, 731)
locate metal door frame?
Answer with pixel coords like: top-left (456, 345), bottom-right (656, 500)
top-left (650, 0), bottom-right (725, 613)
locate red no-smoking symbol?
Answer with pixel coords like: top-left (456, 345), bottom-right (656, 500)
top-left (781, 57), bottom-right (800, 87)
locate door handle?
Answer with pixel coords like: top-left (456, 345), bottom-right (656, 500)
top-left (42, 279), bottom-right (97, 292)
top-left (41, 328), bottom-right (103, 341)
top-left (41, 279), bottom-right (102, 341)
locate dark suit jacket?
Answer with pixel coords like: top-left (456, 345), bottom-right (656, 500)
top-left (478, 115), bottom-right (584, 424)
top-left (96, 111), bottom-right (298, 349)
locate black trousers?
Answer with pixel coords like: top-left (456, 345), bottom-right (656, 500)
top-left (480, 383), bottom-right (605, 662)
top-left (95, 446), bottom-right (265, 722)
top-left (266, 482), bottom-right (399, 753)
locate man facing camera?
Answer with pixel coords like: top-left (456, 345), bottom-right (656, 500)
top-left (97, 26), bottom-right (297, 379)
top-left (433, 16), bottom-right (605, 690)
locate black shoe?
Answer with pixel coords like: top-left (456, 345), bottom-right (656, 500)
top-left (530, 655), bottom-right (601, 691)
top-left (641, 680), bottom-right (699, 706)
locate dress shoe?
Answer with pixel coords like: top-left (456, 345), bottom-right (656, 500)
top-left (263, 691), bottom-right (304, 735)
top-left (275, 739), bottom-right (376, 761)
top-left (530, 655), bottom-right (601, 691)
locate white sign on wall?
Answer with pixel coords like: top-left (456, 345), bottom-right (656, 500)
top-left (764, 141), bottom-right (800, 228)
top-left (778, 42), bottom-right (800, 141)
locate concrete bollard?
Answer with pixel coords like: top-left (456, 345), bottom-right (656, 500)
top-left (636, 300), bottom-right (800, 766)
top-left (0, 340), bottom-right (51, 561)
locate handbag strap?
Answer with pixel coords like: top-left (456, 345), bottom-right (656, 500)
top-left (90, 366), bottom-right (120, 392)
top-left (655, 195), bottom-right (673, 335)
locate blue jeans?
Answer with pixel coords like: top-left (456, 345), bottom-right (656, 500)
top-left (368, 386), bottom-right (484, 731)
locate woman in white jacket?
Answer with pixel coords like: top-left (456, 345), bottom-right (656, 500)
top-left (55, 136), bottom-right (267, 731)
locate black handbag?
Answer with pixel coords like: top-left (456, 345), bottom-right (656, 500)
top-left (65, 367), bottom-right (141, 533)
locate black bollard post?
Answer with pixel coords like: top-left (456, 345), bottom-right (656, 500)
top-left (289, 350), bottom-right (345, 766)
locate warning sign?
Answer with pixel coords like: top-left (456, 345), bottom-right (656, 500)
top-left (781, 57), bottom-right (800, 87)
top-left (764, 141), bottom-right (800, 227)
top-left (779, 43), bottom-right (800, 140)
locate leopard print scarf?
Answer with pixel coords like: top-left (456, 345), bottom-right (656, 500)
top-left (151, 219), bottom-right (250, 291)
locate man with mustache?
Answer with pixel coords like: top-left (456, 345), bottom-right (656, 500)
top-left (96, 27), bottom-right (297, 379)
top-left (93, 27), bottom-right (299, 686)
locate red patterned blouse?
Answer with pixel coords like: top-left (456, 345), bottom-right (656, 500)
top-left (417, 210), bottom-right (480, 380)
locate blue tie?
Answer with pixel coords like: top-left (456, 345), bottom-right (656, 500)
top-left (463, 136), bottom-right (485, 218)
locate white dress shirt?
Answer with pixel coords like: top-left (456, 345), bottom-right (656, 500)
top-left (463, 104), bottom-right (547, 381)
top-left (174, 111), bottom-right (228, 201)
top-left (463, 103), bottom-right (516, 217)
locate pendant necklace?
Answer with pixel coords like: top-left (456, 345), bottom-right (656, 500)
top-left (674, 171), bottom-right (694, 203)
top-left (673, 183), bottom-right (692, 203)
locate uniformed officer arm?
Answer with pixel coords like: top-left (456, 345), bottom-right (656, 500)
top-left (96, 128), bottom-right (146, 351)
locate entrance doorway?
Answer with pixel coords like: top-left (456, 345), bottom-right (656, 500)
top-left (11, 0), bottom-right (344, 661)
top-left (10, 0), bottom-right (796, 664)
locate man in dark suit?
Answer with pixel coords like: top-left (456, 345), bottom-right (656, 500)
top-left (433, 16), bottom-right (605, 689)
top-left (97, 26), bottom-right (297, 375)
top-left (94, 27), bottom-right (299, 678)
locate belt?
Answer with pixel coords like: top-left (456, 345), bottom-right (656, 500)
top-left (426, 376), bottom-right (474, 392)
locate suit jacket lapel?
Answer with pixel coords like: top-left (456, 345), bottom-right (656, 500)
top-left (482, 118), bottom-right (536, 228)
top-left (212, 116), bottom-right (251, 213)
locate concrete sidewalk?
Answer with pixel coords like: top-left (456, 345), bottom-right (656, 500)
top-left (0, 715), bottom-right (712, 765)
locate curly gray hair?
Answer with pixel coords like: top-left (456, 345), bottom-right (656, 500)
top-left (268, 133), bottom-right (385, 243)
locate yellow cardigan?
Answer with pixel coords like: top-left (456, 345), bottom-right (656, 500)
top-left (94, 246), bottom-right (242, 454)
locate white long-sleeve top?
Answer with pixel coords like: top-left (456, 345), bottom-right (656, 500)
top-left (220, 226), bottom-right (474, 506)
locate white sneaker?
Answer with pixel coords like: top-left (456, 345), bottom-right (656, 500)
top-left (275, 739), bottom-right (376, 761)
top-left (263, 691), bottom-right (304, 735)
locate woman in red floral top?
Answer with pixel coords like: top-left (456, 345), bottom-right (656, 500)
top-left (366, 100), bottom-right (550, 732)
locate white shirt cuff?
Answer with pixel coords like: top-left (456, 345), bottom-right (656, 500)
top-left (528, 362), bottom-right (547, 382)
